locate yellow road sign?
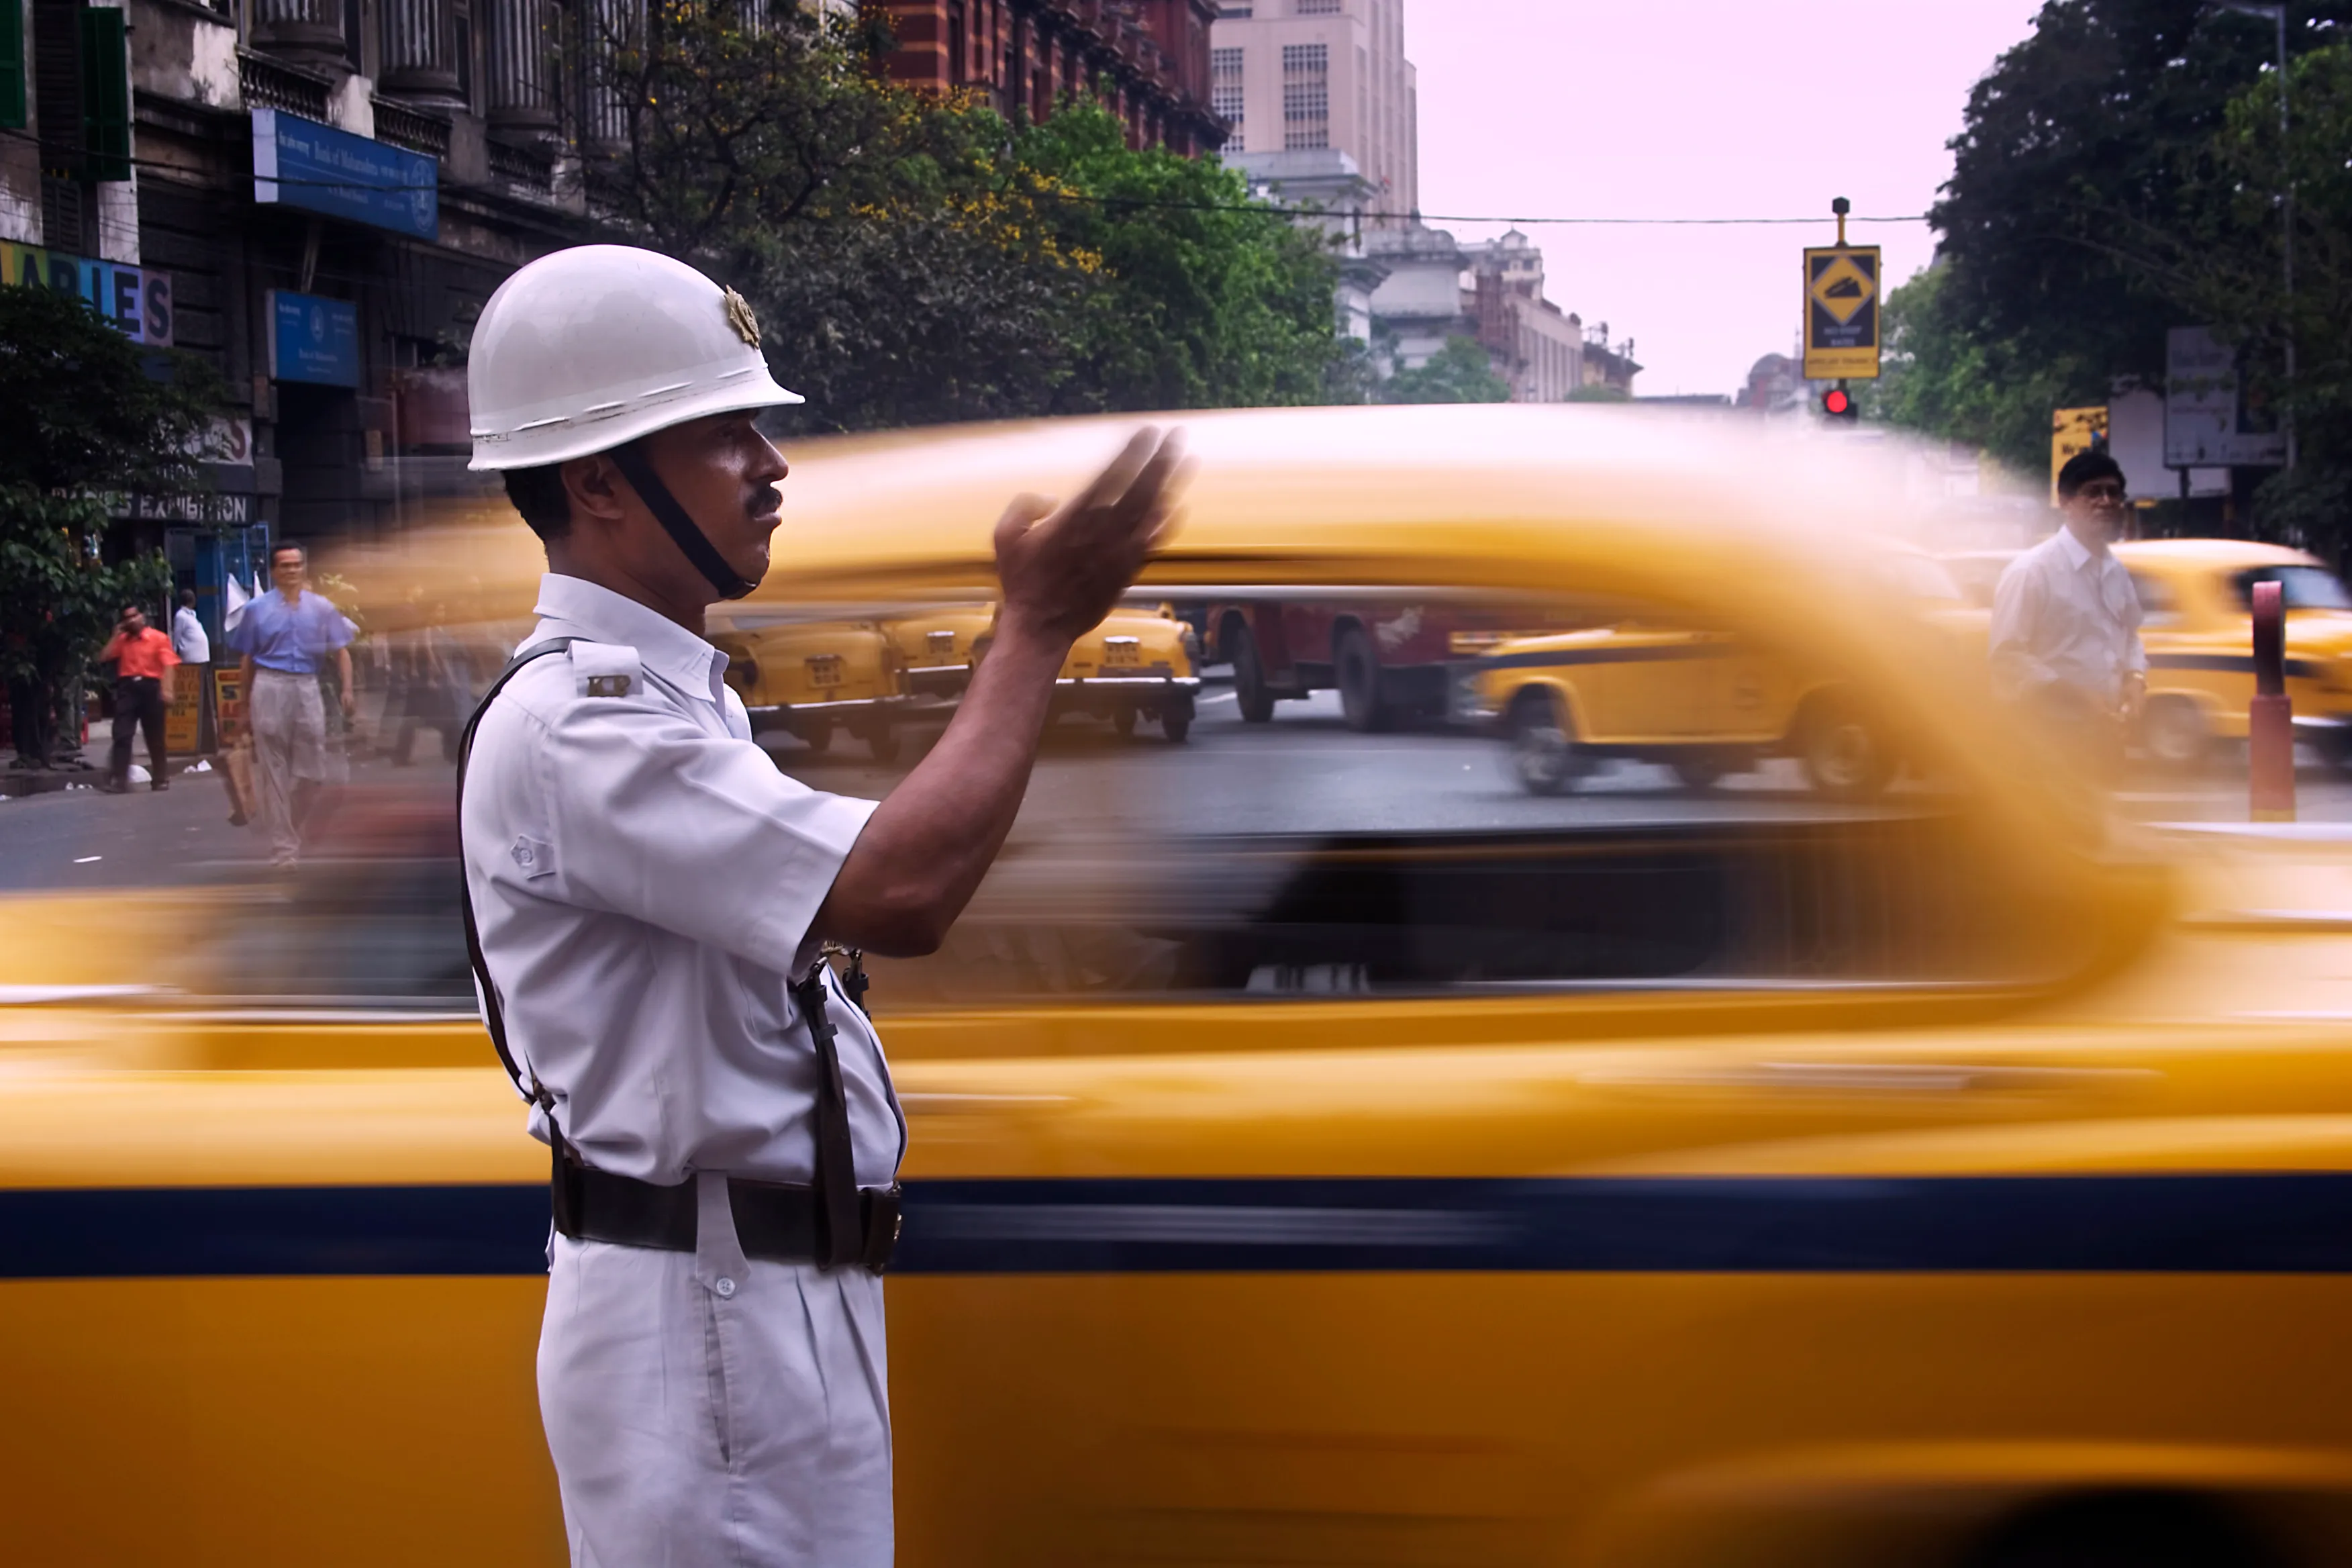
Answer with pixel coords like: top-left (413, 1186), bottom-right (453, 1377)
top-left (1802, 246), bottom-right (1881, 381)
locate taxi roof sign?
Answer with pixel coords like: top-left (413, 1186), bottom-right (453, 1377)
top-left (1802, 245), bottom-right (1881, 381)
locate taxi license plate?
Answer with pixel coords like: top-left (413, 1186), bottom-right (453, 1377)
top-left (805, 655), bottom-right (844, 688)
top-left (1104, 637), bottom-right (1140, 667)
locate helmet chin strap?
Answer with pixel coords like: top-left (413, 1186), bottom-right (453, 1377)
top-left (608, 442), bottom-right (759, 601)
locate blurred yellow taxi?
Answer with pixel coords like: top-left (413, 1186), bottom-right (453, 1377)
top-left (2116, 539), bottom-right (2352, 767)
top-left (15, 409), bottom-right (2352, 1568)
top-left (709, 616), bottom-right (908, 762)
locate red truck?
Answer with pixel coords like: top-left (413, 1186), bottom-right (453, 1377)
top-left (1206, 598), bottom-right (1563, 732)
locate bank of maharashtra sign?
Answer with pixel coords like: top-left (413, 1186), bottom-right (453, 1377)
top-left (252, 107), bottom-right (438, 242)
top-left (1802, 246), bottom-right (1881, 381)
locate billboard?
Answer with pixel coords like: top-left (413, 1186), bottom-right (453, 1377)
top-left (2165, 326), bottom-right (2286, 469)
top-left (0, 240), bottom-right (173, 346)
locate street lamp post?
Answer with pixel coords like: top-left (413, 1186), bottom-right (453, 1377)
top-left (2214, 1), bottom-right (2296, 469)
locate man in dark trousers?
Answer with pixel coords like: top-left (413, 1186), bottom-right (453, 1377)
top-left (97, 603), bottom-right (179, 792)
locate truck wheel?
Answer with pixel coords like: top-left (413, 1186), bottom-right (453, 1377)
top-left (798, 718), bottom-right (833, 756)
top-left (1508, 690), bottom-right (1584, 795)
top-left (1800, 697), bottom-right (1891, 800)
top-left (1335, 623), bottom-right (1387, 733)
top-left (2141, 695), bottom-right (2211, 773)
top-left (1228, 621), bottom-right (1276, 724)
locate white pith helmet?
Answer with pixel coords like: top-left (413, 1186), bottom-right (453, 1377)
top-left (466, 244), bottom-right (802, 472)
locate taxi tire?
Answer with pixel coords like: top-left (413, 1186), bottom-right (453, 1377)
top-left (1671, 752), bottom-right (1729, 790)
top-left (1508, 689), bottom-right (1585, 795)
top-left (2141, 695), bottom-right (2212, 773)
top-left (864, 722), bottom-right (901, 765)
top-left (1227, 620), bottom-right (1275, 724)
top-left (1335, 623), bottom-right (1389, 733)
top-left (1163, 708), bottom-right (1191, 743)
top-left (1114, 705), bottom-right (1137, 739)
top-left (1799, 697), bottom-right (1892, 801)
top-left (799, 718), bottom-right (834, 755)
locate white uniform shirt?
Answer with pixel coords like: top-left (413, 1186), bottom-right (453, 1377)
top-left (462, 573), bottom-right (902, 1188)
top-left (1989, 526), bottom-right (2148, 707)
top-left (172, 604), bottom-right (209, 665)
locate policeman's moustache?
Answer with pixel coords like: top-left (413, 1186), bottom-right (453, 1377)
top-left (609, 442), bottom-right (760, 601)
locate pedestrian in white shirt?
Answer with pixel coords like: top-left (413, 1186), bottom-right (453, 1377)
top-left (456, 245), bottom-right (1185, 1568)
top-left (1991, 450), bottom-right (2146, 775)
top-left (170, 590), bottom-right (215, 754)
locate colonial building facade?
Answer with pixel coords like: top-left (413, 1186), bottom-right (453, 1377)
top-left (871, 0), bottom-right (1224, 154)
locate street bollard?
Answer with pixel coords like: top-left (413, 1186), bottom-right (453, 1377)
top-left (2250, 579), bottom-right (2296, 822)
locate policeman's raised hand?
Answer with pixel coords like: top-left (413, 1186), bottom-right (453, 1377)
top-left (993, 428), bottom-right (1187, 646)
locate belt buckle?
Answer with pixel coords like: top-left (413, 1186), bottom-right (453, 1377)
top-left (863, 1183), bottom-right (903, 1276)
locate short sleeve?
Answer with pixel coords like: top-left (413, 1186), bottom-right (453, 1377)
top-left (522, 687), bottom-right (877, 972)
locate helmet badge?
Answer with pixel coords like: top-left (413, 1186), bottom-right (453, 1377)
top-left (723, 287), bottom-right (762, 350)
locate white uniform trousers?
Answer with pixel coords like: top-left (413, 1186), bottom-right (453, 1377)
top-left (538, 1171), bottom-right (893, 1567)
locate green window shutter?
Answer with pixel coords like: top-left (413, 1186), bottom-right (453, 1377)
top-left (0, 1), bottom-right (26, 131)
top-left (78, 5), bottom-right (127, 182)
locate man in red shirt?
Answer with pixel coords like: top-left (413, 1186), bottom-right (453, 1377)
top-left (97, 603), bottom-right (178, 793)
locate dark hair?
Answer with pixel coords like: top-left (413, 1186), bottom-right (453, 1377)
top-left (271, 540), bottom-right (307, 565)
top-left (179, 589), bottom-right (196, 608)
top-left (503, 464), bottom-right (573, 542)
top-left (2057, 449), bottom-right (2126, 499)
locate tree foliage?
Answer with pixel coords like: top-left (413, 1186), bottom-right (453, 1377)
top-left (577, 1), bottom-right (1350, 431)
top-left (0, 285), bottom-right (211, 763)
top-left (1379, 336), bottom-right (1512, 405)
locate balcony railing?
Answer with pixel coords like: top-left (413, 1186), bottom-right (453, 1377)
top-left (371, 98), bottom-right (452, 160)
top-left (239, 50), bottom-right (332, 123)
top-left (488, 138), bottom-right (556, 190)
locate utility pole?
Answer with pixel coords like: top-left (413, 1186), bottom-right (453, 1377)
top-left (2215, 2), bottom-right (2296, 469)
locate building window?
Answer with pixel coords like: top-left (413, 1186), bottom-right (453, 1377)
top-left (1210, 46), bottom-right (1242, 136)
top-left (1297, 0), bottom-right (1341, 12)
top-left (1281, 42), bottom-right (1326, 150)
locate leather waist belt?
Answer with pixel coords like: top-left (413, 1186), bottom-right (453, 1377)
top-left (551, 1142), bottom-right (901, 1275)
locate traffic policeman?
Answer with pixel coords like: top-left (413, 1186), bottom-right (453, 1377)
top-left (457, 244), bottom-right (1183, 1566)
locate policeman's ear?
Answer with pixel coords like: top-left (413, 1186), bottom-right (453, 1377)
top-left (560, 454), bottom-right (631, 528)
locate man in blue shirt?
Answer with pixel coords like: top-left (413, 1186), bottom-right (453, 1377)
top-left (226, 542), bottom-right (355, 866)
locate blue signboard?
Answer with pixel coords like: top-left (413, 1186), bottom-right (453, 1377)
top-left (252, 107), bottom-right (438, 242)
top-left (270, 290), bottom-right (361, 387)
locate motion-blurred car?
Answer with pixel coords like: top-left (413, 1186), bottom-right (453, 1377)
top-left (2116, 539), bottom-right (2352, 768)
top-left (709, 616), bottom-right (906, 762)
top-left (17, 408), bottom-right (2352, 1568)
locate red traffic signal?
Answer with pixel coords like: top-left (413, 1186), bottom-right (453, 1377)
top-left (1821, 387), bottom-right (1855, 419)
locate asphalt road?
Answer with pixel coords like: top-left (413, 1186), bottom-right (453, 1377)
top-left (3, 682), bottom-right (2348, 895)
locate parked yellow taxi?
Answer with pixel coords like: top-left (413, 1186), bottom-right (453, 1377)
top-left (707, 614), bottom-right (908, 761)
top-left (15, 407), bottom-right (2352, 1568)
top-left (1466, 547), bottom-right (1981, 799)
top-left (883, 603), bottom-right (998, 699)
top-left (1040, 601), bottom-right (1199, 741)
top-left (2116, 539), bottom-right (2352, 767)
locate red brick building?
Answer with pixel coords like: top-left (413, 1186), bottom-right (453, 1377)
top-left (869, 1), bottom-right (1227, 155)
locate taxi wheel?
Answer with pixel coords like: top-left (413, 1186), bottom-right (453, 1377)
top-left (1228, 621), bottom-right (1276, 724)
top-left (1113, 705), bottom-right (1137, 739)
top-left (1509, 691), bottom-right (1585, 795)
top-left (1335, 624), bottom-right (1389, 733)
top-left (1800, 700), bottom-right (1892, 800)
top-left (799, 718), bottom-right (834, 755)
top-left (2140, 696), bottom-right (2212, 772)
top-left (865, 723), bottom-right (901, 765)
top-left (1163, 707), bottom-right (1192, 743)
top-left (1671, 753), bottom-right (1728, 790)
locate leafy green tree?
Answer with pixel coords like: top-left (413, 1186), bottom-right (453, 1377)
top-left (1379, 336), bottom-right (1511, 405)
top-left (578, 3), bottom-right (1349, 429)
top-left (1860, 264), bottom-right (2096, 475)
top-left (0, 286), bottom-right (213, 765)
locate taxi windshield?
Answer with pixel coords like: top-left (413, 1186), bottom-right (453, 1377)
top-left (2235, 567), bottom-right (2352, 612)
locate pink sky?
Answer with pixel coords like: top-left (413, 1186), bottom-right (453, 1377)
top-left (1400, 0), bottom-right (2046, 397)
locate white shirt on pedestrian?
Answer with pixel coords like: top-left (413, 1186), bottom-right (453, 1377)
top-left (461, 572), bottom-right (901, 1187)
top-left (172, 605), bottom-right (209, 665)
top-left (1990, 526), bottom-right (2148, 708)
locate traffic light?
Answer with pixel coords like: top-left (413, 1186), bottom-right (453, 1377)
top-left (1821, 385), bottom-right (1857, 420)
